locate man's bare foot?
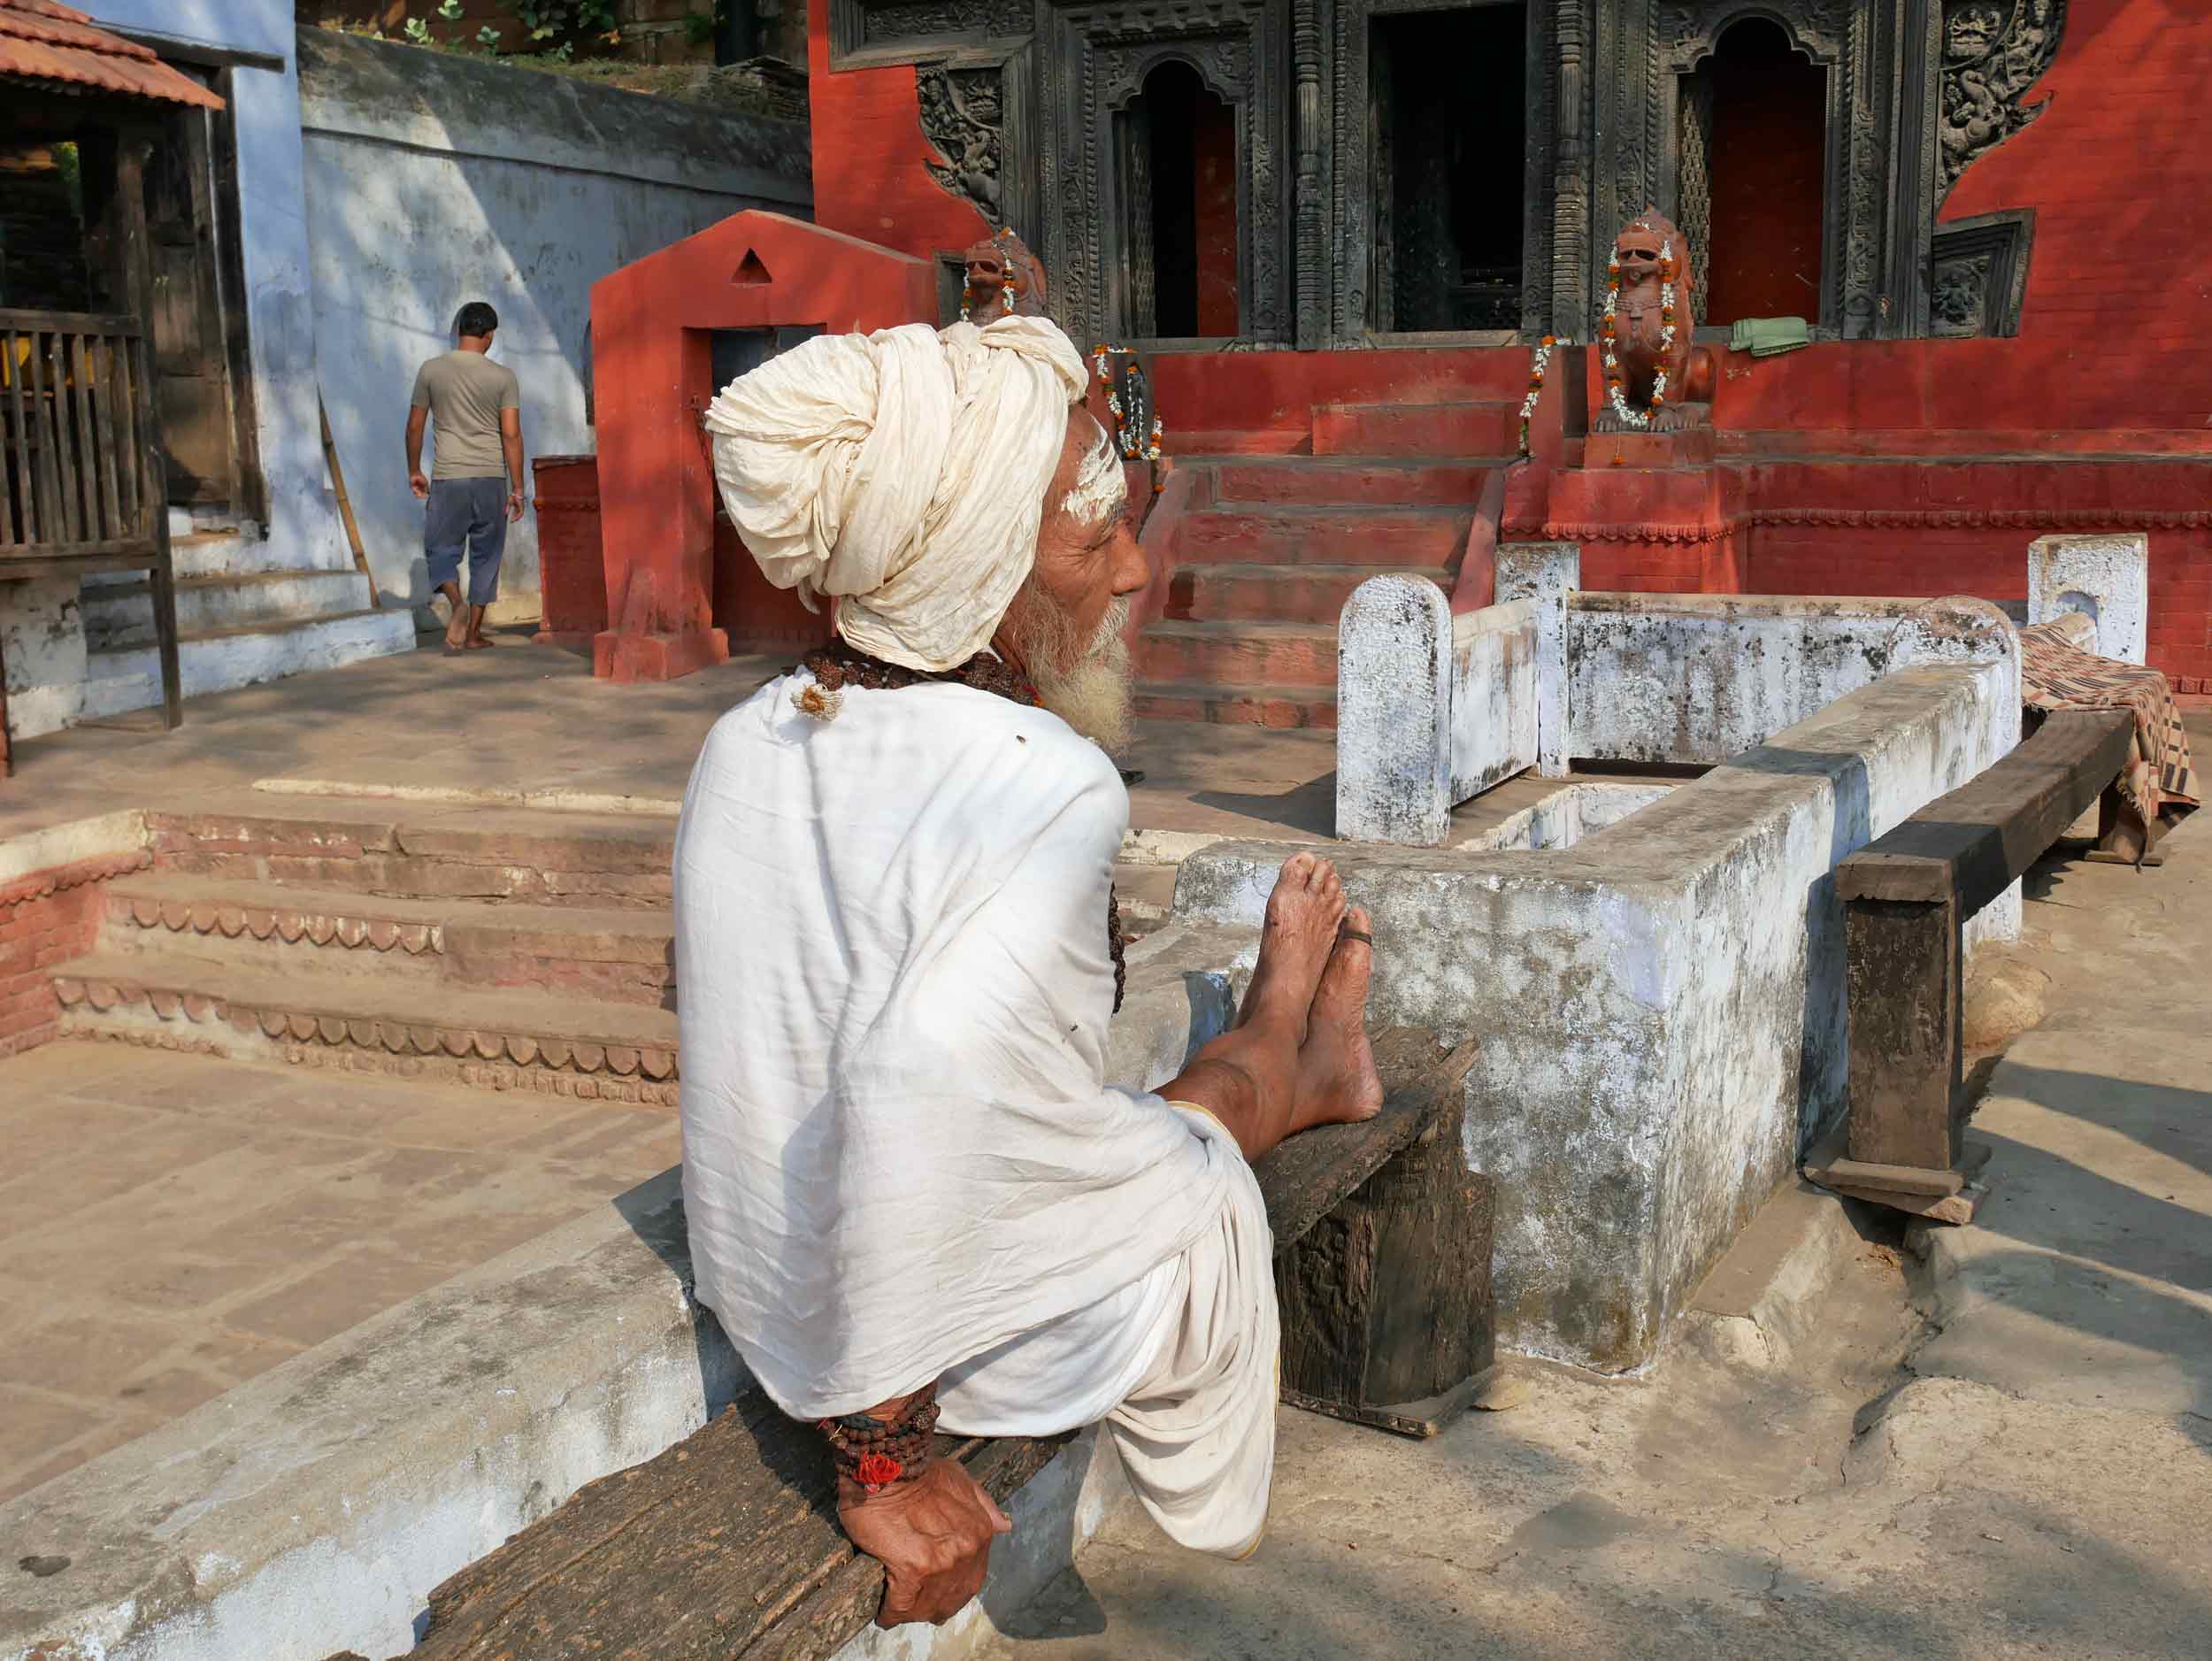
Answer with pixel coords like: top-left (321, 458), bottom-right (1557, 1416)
top-left (1294, 908), bottom-right (1383, 1127)
top-left (1238, 852), bottom-right (1347, 1042)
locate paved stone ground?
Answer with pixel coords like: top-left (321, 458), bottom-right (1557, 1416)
top-left (0, 1042), bottom-right (677, 1504)
top-left (0, 633), bottom-right (1341, 846)
top-left (985, 742), bottom-right (2212, 1661)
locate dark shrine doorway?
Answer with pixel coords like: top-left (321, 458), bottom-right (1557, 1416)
top-left (1686, 18), bottom-right (1825, 327)
top-left (1368, 4), bottom-right (1525, 335)
top-left (1116, 60), bottom-right (1240, 340)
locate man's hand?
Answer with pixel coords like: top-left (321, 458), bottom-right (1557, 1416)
top-left (838, 1458), bottom-right (1012, 1627)
top-left (410, 470), bottom-right (430, 500)
top-left (506, 488), bottom-right (525, 523)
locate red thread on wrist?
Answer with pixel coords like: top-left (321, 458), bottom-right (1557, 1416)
top-left (856, 1452), bottom-right (903, 1490)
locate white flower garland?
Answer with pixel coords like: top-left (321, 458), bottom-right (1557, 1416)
top-left (1517, 335), bottom-right (1563, 456)
top-left (1092, 344), bottom-right (1164, 461)
top-left (1601, 237), bottom-right (1678, 430)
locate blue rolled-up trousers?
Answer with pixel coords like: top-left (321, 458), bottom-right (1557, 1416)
top-left (425, 477), bottom-right (508, 605)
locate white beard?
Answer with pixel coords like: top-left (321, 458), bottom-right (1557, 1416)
top-left (1010, 593), bottom-right (1133, 753)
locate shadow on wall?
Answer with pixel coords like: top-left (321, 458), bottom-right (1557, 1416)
top-left (299, 35), bottom-right (809, 616)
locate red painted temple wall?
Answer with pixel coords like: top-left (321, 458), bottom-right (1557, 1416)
top-left (807, 0), bottom-right (992, 276)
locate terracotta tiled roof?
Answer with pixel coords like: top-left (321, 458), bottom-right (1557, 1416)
top-left (0, 0), bottom-right (227, 110)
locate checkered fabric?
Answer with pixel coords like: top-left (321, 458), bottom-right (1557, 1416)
top-left (2019, 620), bottom-right (2200, 823)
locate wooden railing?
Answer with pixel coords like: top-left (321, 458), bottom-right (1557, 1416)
top-left (0, 307), bottom-right (180, 767)
top-left (1, 307), bottom-right (162, 558)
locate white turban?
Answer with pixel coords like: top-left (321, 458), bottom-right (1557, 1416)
top-left (703, 316), bottom-right (1091, 672)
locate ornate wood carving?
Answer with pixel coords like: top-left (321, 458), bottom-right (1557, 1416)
top-left (918, 64), bottom-right (1007, 224)
top-left (831, 0), bottom-right (1033, 63)
top-left (1040, 0), bottom-right (1287, 346)
top-left (1293, 0), bottom-right (1325, 347)
top-left (1937, 0), bottom-right (2066, 202)
top-left (1928, 207), bottom-right (2033, 337)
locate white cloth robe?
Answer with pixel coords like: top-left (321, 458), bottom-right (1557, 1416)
top-left (673, 672), bottom-right (1277, 1556)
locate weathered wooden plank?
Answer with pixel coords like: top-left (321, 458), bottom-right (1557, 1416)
top-left (68, 334), bottom-right (103, 540)
top-left (411, 1386), bottom-right (1064, 1661)
top-left (1844, 896), bottom-right (1960, 1172)
top-left (1252, 1027), bottom-right (1480, 1250)
top-left (23, 327), bottom-right (63, 542)
top-left (1837, 710), bottom-right (2133, 913)
top-left (90, 336), bottom-right (122, 540)
top-left (5, 329), bottom-right (36, 545)
top-left (110, 320), bottom-right (142, 531)
top-left (0, 306), bottom-right (139, 335)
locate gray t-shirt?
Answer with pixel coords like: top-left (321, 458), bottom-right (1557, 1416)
top-left (410, 350), bottom-right (519, 481)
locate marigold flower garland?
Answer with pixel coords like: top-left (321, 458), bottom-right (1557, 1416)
top-left (1601, 239), bottom-right (1677, 430)
top-left (1517, 335), bottom-right (1563, 456)
top-left (1092, 343), bottom-right (1164, 461)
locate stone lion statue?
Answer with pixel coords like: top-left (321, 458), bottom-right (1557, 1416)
top-left (1595, 207), bottom-right (1716, 434)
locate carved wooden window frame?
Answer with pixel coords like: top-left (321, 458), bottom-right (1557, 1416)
top-left (1327, 0), bottom-right (1556, 345)
top-left (1039, 0), bottom-right (1289, 350)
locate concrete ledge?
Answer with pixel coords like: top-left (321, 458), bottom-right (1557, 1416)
top-left (1171, 657), bottom-right (2018, 1373)
top-left (0, 811), bottom-right (146, 888)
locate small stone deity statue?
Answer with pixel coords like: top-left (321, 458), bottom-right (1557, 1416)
top-left (1594, 207), bottom-right (1717, 434)
top-left (961, 229), bottom-right (1050, 321)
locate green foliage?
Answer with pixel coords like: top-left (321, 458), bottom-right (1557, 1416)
top-left (402, 15), bottom-right (432, 42)
top-left (501, 0), bottom-right (622, 47)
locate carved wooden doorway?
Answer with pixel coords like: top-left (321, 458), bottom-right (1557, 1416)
top-left (1366, 4), bottom-right (1528, 335)
top-left (1116, 61), bottom-right (1241, 340)
top-left (1678, 16), bottom-right (1826, 326)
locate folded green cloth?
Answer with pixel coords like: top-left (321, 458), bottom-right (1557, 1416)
top-left (1730, 316), bottom-right (1812, 356)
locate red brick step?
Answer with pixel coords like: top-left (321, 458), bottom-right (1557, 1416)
top-left (1167, 563), bottom-right (1447, 626)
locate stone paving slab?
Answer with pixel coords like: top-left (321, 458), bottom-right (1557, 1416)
top-left (0, 634), bottom-right (1344, 849)
top-left (0, 1042), bottom-right (678, 1504)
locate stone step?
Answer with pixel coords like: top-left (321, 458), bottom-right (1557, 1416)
top-left (99, 873), bottom-right (675, 1007)
top-left (1110, 863), bottom-right (1179, 935)
top-left (1207, 458), bottom-right (1497, 508)
top-left (1176, 505), bottom-right (1469, 566)
top-left (81, 608), bottom-right (419, 720)
top-left (1166, 562), bottom-right (1448, 626)
top-left (1312, 400), bottom-right (1518, 458)
top-left (1132, 680), bottom-right (1338, 729)
top-left (1136, 619), bottom-right (1340, 689)
top-left (146, 807), bottom-right (676, 909)
top-left (50, 948), bottom-right (679, 1107)
top-left (81, 569), bottom-right (376, 650)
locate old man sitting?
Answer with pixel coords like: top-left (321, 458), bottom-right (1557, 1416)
top-left (674, 311), bottom-right (1380, 1627)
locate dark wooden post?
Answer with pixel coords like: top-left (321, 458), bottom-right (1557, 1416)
top-left (1844, 894), bottom-right (1962, 1170)
top-left (1259, 1030), bottom-right (1493, 1437)
top-left (113, 131), bottom-right (181, 730)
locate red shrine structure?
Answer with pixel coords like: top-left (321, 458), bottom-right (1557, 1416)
top-left (583, 0), bottom-right (2212, 722)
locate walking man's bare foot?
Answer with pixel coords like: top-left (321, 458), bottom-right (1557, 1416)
top-left (439, 581), bottom-right (469, 653)
top-left (1294, 908), bottom-right (1383, 1127)
top-left (1238, 852), bottom-right (1347, 1042)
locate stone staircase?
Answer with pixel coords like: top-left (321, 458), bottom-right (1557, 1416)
top-left (1133, 400), bottom-right (1517, 728)
top-left (78, 522), bottom-right (415, 719)
top-left (49, 805), bottom-right (680, 1109)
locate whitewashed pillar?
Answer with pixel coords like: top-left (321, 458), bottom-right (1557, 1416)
top-left (1336, 575), bottom-right (1454, 846)
top-left (1495, 542), bottom-right (1579, 778)
top-left (2028, 533), bottom-right (2148, 665)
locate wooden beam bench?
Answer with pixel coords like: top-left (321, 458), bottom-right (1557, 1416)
top-left (1814, 707), bottom-right (2135, 1215)
top-left (357, 1028), bottom-right (1486, 1661)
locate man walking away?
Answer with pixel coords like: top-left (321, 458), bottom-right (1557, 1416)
top-left (406, 301), bottom-right (523, 652)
